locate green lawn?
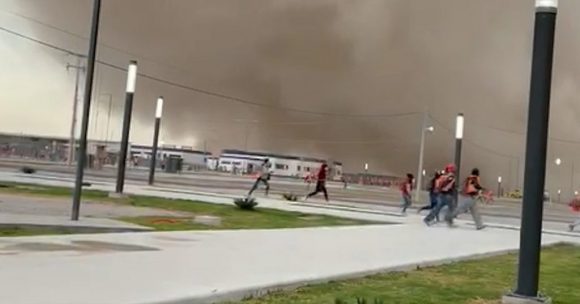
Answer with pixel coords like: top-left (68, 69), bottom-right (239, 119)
top-left (0, 226), bottom-right (73, 237)
top-left (238, 244), bottom-right (580, 304)
top-left (0, 182), bottom-right (109, 200)
top-left (0, 183), bottom-right (374, 233)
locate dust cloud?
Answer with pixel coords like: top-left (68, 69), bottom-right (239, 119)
top-left (2, 0), bottom-right (580, 191)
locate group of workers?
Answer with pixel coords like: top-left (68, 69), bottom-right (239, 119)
top-left (402, 164), bottom-right (488, 230)
top-left (246, 158), bottom-right (580, 233)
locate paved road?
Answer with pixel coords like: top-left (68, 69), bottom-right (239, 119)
top-left (0, 158), bottom-right (577, 225)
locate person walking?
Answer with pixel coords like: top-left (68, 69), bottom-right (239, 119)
top-left (424, 164), bottom-right (456, 226)
top-left (400, 173), bottom-right (414, 215)
top-left (568, 195), bottom-right (580, 231)
top-left (247, 158), bottom-right (272, 197)
top-left (305, 162), bottom-right (329, 202)
top-left (452, 168), bottom-right (486, 230)
top-left (418, 171), bottom-right (442, 220)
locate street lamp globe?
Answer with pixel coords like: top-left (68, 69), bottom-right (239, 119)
top-left (155, 97), bottom-right (164, 118)
top-left (455, 114), bottom-right (464, 140)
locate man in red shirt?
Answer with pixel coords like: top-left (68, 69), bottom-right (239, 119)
top-left (569, 195), bottom-right (580, 231)
top-left (305, 163), bottom-right (329, 202)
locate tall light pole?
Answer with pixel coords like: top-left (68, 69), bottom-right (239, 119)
top-left (103, 93), bottom-right (113, 142)
top-left (454, 113), bottom-right (464, 194)
top-left (71, 0), bottom-right (101, 221)
top-left (554, 157), bottom-right (562, 199)
top-left (506, 1), bottom-right (557, 302)
top-left (115, 61), bottom-right (138, 194)
top-left (148, 96), bottom-right (164, 185)
top-left (66, 56), bottom-right (85, 166)
top-left (415, 110), bottom-right (434, 203)
top-left (570, 162), bottom-right (575, 199)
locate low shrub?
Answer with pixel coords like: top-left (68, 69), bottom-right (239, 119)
top-left (234, 197), bottom-right (258, 210)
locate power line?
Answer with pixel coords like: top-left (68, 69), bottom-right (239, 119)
top-left (469, 120), bottom-right (580, 145)
top-left (0, 9), bottom-right (193, 76)
top-left (0, 24), bottom-right (78, 56)
top-left (0, 23), bottom-right (421, 119)
top-left (6, 8), bottom-right (580, 148)
top-left (429, 114), bottom-right (517, 160)
top-left (99, 60), bottom-right (421, 118)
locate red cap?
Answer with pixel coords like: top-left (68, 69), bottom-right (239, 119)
top-left (445, 163), bottom-right (456, 173)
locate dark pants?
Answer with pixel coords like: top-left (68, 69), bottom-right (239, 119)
top-left (401, 194), bottom-right (412, 213)
top-left (419, 192), bottom-right (439, 212)
top-left (248, 177), bottom-right (270, 196)
top-left (443, 193), bottom-right (458, 224)
top-left (424, 193), bottom-right (454, 223)
top-left (307, 180), bottom-right (328, 201)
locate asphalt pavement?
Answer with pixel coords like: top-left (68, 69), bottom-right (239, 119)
top-left (0, 158), bottom-right (577, 225)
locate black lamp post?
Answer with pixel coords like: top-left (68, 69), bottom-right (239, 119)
top-left (504, 1), bottom-right (558, 303)
top-left (148, 97), bottom-right (164, 185)
top-left (115, 61), bottom-right (138, 194)
top-left (71, 0), bottom-right (101, 221)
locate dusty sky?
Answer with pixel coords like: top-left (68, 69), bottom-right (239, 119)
top-left (1, 0), bottom-right (580, 193)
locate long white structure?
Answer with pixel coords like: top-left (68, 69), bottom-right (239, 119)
top-left (218, 149), bottom-right (343, 180)
top-left (131, 144), bottom-right (209, 167)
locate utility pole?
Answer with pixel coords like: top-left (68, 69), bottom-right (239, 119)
top-left (203, 139), bottom-right (208, 166)
top-left (66, 56), bottom-right (85, 166)
top-left (415, 110), bottom-right (429, 203)
top-left (103, 93), bottom-right (113, 143)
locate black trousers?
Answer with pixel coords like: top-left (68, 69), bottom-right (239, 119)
top-left (248, 177), bottom-right (270, 196)
top-left (307, 180), bottom-right (328, 201)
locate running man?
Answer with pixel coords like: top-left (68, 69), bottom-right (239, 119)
top-left (248, 158), bottom-right (272, 197)
top-left (568, 195), bottom-right (580, 231)
top-left (424, 164), bottom-right (456, 226)
top-left (305, 162), bottom-right (329, 202)
top-left (453, 168), bottom-right (486, 230)
top-left (400, 173), bottom-right (414, 215)
top-left (418, 171), bottom-right (442, 219)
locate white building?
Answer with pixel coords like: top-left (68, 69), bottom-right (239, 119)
top-left (217, 149), bottom-right (343, 180)
top-left (130, 144), bottom-right (210, 169)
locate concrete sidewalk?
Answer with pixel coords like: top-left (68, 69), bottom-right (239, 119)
top-left (0, 224), bottom-right (576, 304)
